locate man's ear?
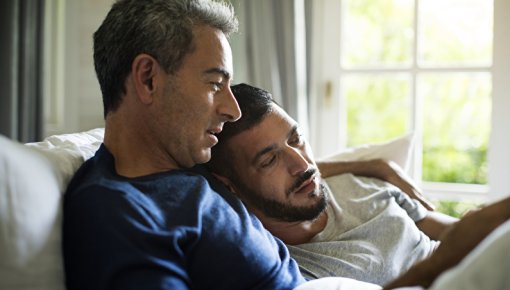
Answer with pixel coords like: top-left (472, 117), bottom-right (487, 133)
top-left (131, 53), bottom-right (160, 105)
top-left (211, 172), bottom-right (237, 193)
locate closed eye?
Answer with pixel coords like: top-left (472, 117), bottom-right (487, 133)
top-left (261, 155), bottom-right (276, 168)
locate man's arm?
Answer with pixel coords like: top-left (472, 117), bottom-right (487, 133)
top-left (317, 159), bottom-right (435, 210)
top-left (383, 195), bottom-right (510, 289)
top-left (415, 211), bottom-right (458, 240)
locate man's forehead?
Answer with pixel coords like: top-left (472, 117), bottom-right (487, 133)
top-left (239, 110), bottom-right (288, 139)
top-left (190, 25), bottom-right (233, 77)
top-left (230, 110), bottom-right (297, 161)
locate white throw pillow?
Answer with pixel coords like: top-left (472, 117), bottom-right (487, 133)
top-left (25, 128), bottom-right (104, 192)
top-left (0, 128), bottom-right (103, 290)
top-left (319, 133), bottom-right (415, 173)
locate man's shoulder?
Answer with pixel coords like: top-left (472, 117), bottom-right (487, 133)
top-left (64, 146), bottom-right (112, 197)
top-left (66, 166), bottom-right (212, 208)
top-left (62, 156), bottom-right (220, 229)
top-left (65, 146), bottom-right (210, 197)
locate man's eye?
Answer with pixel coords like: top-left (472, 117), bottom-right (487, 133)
top-left (210, 81), bottom-right (224, 90)
top-left (261, 156), bottom-right (276, 168)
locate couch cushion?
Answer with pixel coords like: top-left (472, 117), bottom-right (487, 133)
top-left (0, 128), bottom-right (103, 290)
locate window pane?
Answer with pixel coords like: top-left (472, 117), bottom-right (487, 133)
top-left (420, 73), bottom-right (491, 184)
top-left (419, 0), bottom-right (493, 67)
top-left (342, 0), bottom-right (414, 68)
top-left (344, 74), bottom-right (410, 146)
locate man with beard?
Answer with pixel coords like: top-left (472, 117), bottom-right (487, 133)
top-left (63, 2), bottom-right (307, 289)
top-left (207, 83), bottom-right (459, 286)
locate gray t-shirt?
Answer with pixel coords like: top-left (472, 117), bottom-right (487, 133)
top-left (288, 173), bottom-right (438, 286)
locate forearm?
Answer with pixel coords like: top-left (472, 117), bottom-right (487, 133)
top-left (416, 211), bottom-right (459, 241)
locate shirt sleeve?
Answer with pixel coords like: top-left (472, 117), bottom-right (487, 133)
top-left (389, 187), bottom-right (429, 222)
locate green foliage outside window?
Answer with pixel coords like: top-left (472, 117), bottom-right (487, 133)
top-left (343, 0), bottom-right (413, 67)
top-left (421, 73), bottom-right (491, 184)
top-left (345, 75), bottom-right (409, 146)
top-left (423, 146), bottom-right (487, 184)
top-left (433, 200), bottom-right (482, 218)
top-left (343, 0), bottom-right (492, 185)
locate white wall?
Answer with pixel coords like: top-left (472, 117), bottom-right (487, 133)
top-left (44, 0), bottom-right (112, 138)
top-left (229, 0), bottom-right (250, 85)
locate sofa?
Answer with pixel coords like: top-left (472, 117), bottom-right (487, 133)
top-left (0, 128), bottom-right (414, 289)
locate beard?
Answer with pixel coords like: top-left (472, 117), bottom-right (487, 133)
top-left (236, 168), bottom-right (329, 223)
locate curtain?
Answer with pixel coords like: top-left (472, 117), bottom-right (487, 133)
top-left (231, 0), bottom-right (309, 135)
top-left (0, 0), bottom-right (45, 142)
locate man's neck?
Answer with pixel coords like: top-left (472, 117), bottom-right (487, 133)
top-left (263, 210), bottom-right (328, 245)
top-left (104, 113), bottom-right (180, 178)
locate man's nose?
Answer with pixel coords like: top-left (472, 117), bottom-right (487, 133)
top-left (286, 147), bottom-right (309, 176)
top-left (218, 86), bottom-right (241, 122)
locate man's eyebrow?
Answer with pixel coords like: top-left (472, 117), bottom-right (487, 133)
top-left (204, 67), bottom-right (232, 80)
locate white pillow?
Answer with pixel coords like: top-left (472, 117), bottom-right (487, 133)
top-left (319, 133), bottom-right (415, 173)
top-left (295, 276), bottom-right (382, 290)
top-left (296, 277), bottom-right (423, 290)
top-left (0, 128), bottom-right (103, 290)
top-left (25, 128), bottom-right (104, 192)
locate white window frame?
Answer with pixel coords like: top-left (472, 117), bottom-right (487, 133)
top-left (309, 0), bottom-right (510, 202)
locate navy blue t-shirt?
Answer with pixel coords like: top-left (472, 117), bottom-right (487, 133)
top-left (63, 145), bottom-right (305, 289)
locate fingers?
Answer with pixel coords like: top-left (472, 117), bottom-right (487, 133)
top-left (403, 185), bottom-right (435, 211)
top-left (385, 159), bottom-right (435, 211)
top-left (411, 190), bottom-right (435, 211)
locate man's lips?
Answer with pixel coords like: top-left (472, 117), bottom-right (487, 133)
top-left (207, 126), bottom-right (223, 135)
top-left (292, 175), bottom-right (317, 195)
top-left (207, 126), bottom-right (223, 145)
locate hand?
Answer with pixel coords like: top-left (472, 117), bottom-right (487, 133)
top-left (379, 160), bottom-right (435, 211)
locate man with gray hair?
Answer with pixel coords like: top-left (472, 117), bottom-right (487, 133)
top-left (63, 1), bottom-right (306, 289)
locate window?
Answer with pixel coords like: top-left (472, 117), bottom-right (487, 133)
top-left (309, 0), bottom-right (510, 202)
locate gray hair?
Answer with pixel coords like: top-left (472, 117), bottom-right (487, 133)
top-left (93, 0), bottom-right (238, 117)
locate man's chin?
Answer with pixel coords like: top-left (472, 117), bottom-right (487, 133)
top-left (285, 196), bottom-right (327, 222)
top-left (194, 150), bottom-right (212, 165)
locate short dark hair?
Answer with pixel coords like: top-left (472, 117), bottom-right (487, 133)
top-left (93, 0), bottom-right (238, 117)
top-left (208, 83), bottom-right (278, 177)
